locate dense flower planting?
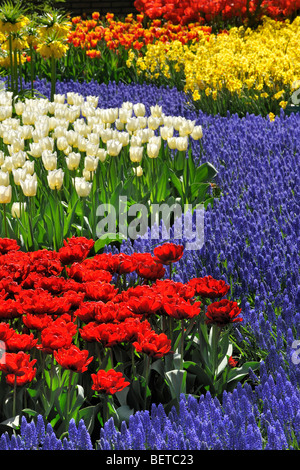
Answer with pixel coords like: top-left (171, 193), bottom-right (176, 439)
top-left (130, 16), bottom-right (300, 115)
top-left (0, 0), bottom-right (299, 452)
top-left (134, 0), bottom-right (300, 25)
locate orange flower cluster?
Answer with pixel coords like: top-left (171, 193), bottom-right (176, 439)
top-left (67, 12), bottom-right (212, 56)
top-left (134, 0), bottom-right (300, 25)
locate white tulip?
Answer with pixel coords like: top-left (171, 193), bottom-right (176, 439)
top-left (54, 94), bottom-right (65, 104)
top-left (85, 142), bottom-right (99, 157)
top-left (160, 126), bottom-right (174, 140)
top-left (100, 128), bottom-right (113, 144)
top-left (133, 165), bottom-right (143, 177)
top-left (179, 119), bottom-right (195, 137)
top-left (56, 136), bottom-right (69, 151)
top-left (20, 125), bottom-right (33, 140)
top-left (146, 142), bottom-right (160, 159)
top-left (117, 131), bottom-right (130, 147)
top-left (0, 151), bottom-right (4, 166)
top-left (115, 119), bottom-right (125, 131)
top-left (136, 128), bottom-right (154, 144)
top-left (129, 146), bottom-right (143, 163)
top-left (84, 155), bottom-right (99, 172)
top-left (42, 150), bottom-right (57, 171)
top-left (86, 95), bottom-right (99, 107)
top-left (23, 160), bottom-right (35, 175)
top-left (130, 135), bottom-right (142, 147)
top-left (149, 135), bottom-right (161, 148)
top-left (47, 169), bottom-right (64, 190)
top-left (1, 157), bottom-right (13, 172)
top-left (88, 133), bottom-right (100, 146)
top-left (66, 152), bottom-right (81, 171)
top-left (0, 184), bottom-right (11, 203)
top-left (12, 167), bottom-right (27, 185)
top-left (150, 104), bottom-right (162, 117)
top-left (66, 130), bottom-right (78, 146)
top-left (106, 139), bottom-right (122, 157)
top-left (20, 173), bottom-right (37, 196)
top-left (176, 136), bottom-right (188, 151)
top-left (101, 108), bottom-right (118, 124)
top-left (119, 108), bottom-right (132, 124)
top-left (147, 115), bottom-right (161, 131)
top-left (0, 170), bottom-right (9, 186)
top-left (8, 138), bottom-right (25, 155)
top-left (11, 151), bottom-right (26, 168)
top-left (74, 177), bottom-right (92, 197)
top-left (28, 142), bottom-right (43, 158)
top-left (77, 136), bottom-right (88, 152)
top-left (133, 103), bottom-right (146, 117)
top-left (167, 137), bottom-right (177, 149)
top-left (14, 101), bottom-right (25, 115)
top-left (191, 125), bottom-right (203, 140)
top-left (126, 117), bottom-right (139, 133)
top-left (11, 202), bottom-right (26, 218)
top-left (96, 148), bottom-right (107, 163)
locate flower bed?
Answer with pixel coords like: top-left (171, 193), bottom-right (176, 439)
top-left (0, 0), bottom-right (299, 451)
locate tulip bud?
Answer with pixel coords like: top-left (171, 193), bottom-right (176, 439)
top-left (11, 201), bottom-right (26, 218)
top-left (133, 165), bottom-right (143, 177)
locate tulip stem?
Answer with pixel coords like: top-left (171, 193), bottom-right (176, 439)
top-left (13, 375), bottom-right (17, 417)
top-left (67, 370), bottom-right (74, 416)
top-left (50, 56), bottom-right (56, 102)
top-left (210, 324), bottom-right (221, 381)
top-left (2, 204), bottom-right (8, 238)
top-left (30, 44), bottom-right (34, 98)
top-left (143, 354), bottom-right (151, 410)
top-left (180, 319), bottom-right (185, 370)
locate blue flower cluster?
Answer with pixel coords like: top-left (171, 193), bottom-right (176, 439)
top-left (99, 362), bottom-right (300, 450)
top-left (8, 78), bottom-right (299, 449)
top-left (0, 415), bottom-right (93, 450)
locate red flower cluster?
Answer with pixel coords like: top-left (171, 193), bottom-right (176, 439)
top-left (134, 0), bottom-right (300, 25)
top-left (91, 369), bottom-right (130, 394)
top-left (0, 237), bottom-right (242, 395)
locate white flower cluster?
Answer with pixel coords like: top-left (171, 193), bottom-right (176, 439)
top-left (0, 90), bottom-right (203, 211)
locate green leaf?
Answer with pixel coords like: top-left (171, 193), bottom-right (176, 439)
top-left (194, 162), bottom-right (218, 183)
top-left (116, 405), bottom-right (134, 424)
top-left (94, 233), bottom-right (127, 253)
top-left (165, 369), bottom-right (187, 401)
top-left (227, 360), bottom-right (261, 383)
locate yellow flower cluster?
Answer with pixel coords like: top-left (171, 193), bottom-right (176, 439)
top-left (133, 17), bottom-right (300, 106)
top-left (36, 40), bottom-right (69, 60)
